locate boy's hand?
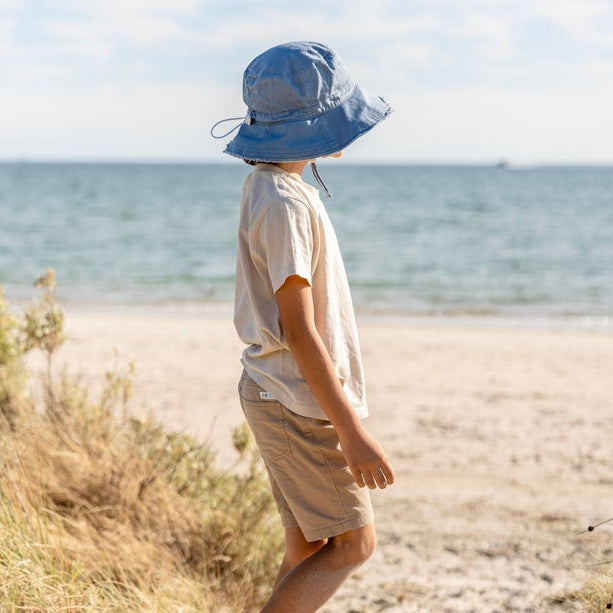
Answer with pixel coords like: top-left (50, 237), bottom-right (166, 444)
top-left (338, 426), bottom-right (395, 489)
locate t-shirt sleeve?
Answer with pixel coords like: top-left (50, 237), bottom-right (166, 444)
top-left (258, 198), bottom-right (316, 294)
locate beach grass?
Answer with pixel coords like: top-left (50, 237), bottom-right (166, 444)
top-left (577, 573), bottom-right (613, 612)
top-left (0, 272), bottom-right (282, 612)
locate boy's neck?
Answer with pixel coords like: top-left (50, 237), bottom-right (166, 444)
top-left (274, 160), bottom-right (309, 176)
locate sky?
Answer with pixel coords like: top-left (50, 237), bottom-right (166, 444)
top-left (2, 0), bottom-right (613, 164)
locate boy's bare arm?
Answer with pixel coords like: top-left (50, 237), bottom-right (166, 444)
top-left (275, 275), bottom-right (395, 490)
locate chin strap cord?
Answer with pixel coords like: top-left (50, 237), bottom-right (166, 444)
top-left (210, 115), bottom-right (251, 139)
top-left (310, 162), bottom-right (332, 198)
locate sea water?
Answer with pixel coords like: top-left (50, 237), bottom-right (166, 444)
top-left (1, 162), bottom-right (612, 328)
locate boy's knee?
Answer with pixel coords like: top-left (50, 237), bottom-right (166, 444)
top-left (353, 525), bottom-right (377, 563)
top-left (332, 524), bottom-right (377, 568)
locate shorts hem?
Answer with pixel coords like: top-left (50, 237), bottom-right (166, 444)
top-left (280, 515), bottom-right (299, 529)
top-left (300, 512), bottom-right (375, 543)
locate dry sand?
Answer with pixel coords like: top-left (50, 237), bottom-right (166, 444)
top-left (31, 309), bottom-right (613, 612)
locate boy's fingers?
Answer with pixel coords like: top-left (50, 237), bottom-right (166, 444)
top-left (350, 464), bottom-right (396, 489)
top-left (382, 461), bottom-right (395, 485)
top-left (351, 467), bottom-right (365, 488)
top-left (354, 466), bottom-right (390, 489)
top-left (351, 466), bottom-right (378, 489)
top-left (349, 454), bottom-right (395, 489)
top-left (363, 472), bottom-right (377, 489)
top-left (370, 467), bottom-right (386, 489)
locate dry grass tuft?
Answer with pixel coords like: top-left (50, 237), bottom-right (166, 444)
top-left (575, 566), bottom-right (613, 612)
top-left (0, 272), bottom-right (282, 612)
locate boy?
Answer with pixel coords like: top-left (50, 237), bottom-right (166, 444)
top-left (212, 41), bottom-right (395, 612)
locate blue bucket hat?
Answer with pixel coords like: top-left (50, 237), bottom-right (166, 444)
top-left (212, 41), bottom-right (392, 163)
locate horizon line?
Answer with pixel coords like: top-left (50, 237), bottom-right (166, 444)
top-left (2, 157), bottom-right (613, 168)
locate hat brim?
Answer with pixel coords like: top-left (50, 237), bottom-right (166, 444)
top-left (223, 84), bottom-right (392, 162)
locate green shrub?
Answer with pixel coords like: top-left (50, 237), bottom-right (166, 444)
top-left (0, 272), bottom-right (282, 612)
top-left (0, 287), bottom-right (26, 424)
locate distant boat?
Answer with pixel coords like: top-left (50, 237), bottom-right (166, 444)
top-left (494, 160), bottom-right (509, 169)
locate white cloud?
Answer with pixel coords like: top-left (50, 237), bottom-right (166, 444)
top-left (526, 0), bottom-right (613, 49)
top-left (380, 40), bottom-right (447, 70)
top-left (448, 13), bottom-right (518, 58)
top-left (45, 19), bottom-right (114, 61)
top-left (48, 14), bottom-right (187, 49)
top-left (55, 0), bottom-right (203, 18)
top-left (0, 79), bottom-right (237, 160)
top-left (44, 3), bottom-right (196, 51)
top-left (377, 85), bottom-right (613, 163)
top-left (0, 17), bottom-right (17, 60)
top-left (2, 0), bottom-right (613, 162)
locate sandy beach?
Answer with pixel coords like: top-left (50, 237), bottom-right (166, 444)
top-left (30, 309), bottom-right (613, 612)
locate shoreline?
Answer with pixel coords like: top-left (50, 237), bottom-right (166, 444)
top-left (19, 297), bottom-right (613, 333)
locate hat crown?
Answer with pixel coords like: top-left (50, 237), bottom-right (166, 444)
top-left (242, 42), bottom-right (354, 122)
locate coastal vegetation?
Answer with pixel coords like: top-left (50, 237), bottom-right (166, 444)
top-left (0, 271), bottom-right (282, 612)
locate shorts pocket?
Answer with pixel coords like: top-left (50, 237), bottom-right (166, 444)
top-left (239, 375), bottom-right (292, 462)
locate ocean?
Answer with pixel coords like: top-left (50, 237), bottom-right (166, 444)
top-left (1, 162), bottom-right (612, 329)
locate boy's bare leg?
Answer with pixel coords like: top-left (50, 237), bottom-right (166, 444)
top-left (262, 524), bottom-right (376, 613)
top-left (273, 527), bottom-right (327, 588)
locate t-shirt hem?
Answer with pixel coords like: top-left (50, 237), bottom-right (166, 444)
top-left (241, 363), bottom-right (368, 421)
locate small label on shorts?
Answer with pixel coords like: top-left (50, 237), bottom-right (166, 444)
top-left (259, 391), bottom-right (276, 400)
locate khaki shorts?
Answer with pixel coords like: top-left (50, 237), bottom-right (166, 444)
top-left (238, 370), bottom-right (374, 542)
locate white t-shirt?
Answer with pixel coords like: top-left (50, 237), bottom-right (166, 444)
top-left (234, 164), bottom-right (368, 420)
